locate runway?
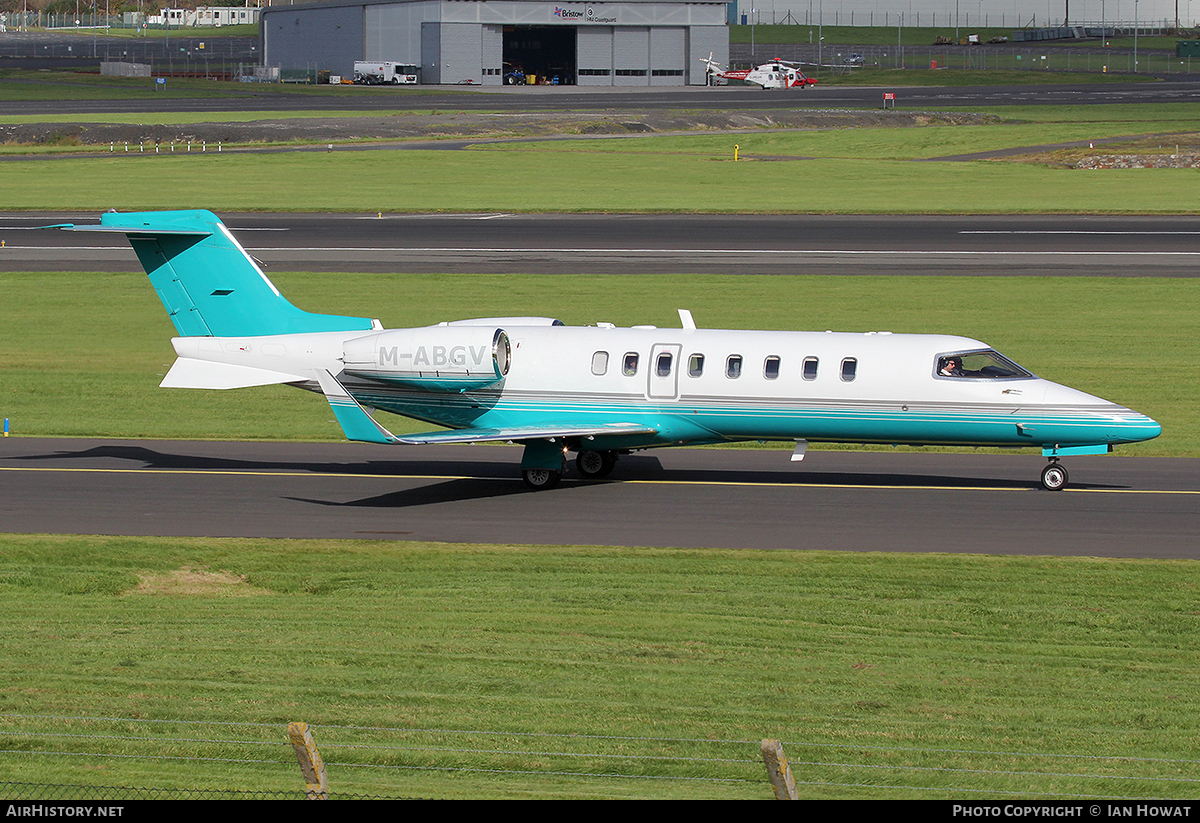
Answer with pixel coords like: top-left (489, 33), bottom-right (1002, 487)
top-left (2, 438), bottom-right (1196, 557)
top-left (4, 212), bottom-right (1200, 276)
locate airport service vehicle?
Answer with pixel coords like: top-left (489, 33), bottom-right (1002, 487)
top-left (699, 54), bottom-right (817, 89)
top-left (352, 61), bottom-right (418, 85)
top-left (47, 210), bottom-right (1160, 491)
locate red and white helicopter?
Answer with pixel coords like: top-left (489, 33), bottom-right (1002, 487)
top-left (699, 53), bottom-right (817, 89)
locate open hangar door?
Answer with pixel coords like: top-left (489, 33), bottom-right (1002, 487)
top-left (503, 26), bottom-right (577, 85)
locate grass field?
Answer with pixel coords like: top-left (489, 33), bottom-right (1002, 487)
top-left (4, 101), bottom-right (1200, 212)
top-left (0, 271), bottom-right (1193, 454)
top-left (0, 534), bottom-right (1196, 799)
top-left (1, 142), bottom-right (1199, 213)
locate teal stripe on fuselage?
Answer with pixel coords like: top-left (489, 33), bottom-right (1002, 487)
top-left (341, 381), bottom-right (1159, 450)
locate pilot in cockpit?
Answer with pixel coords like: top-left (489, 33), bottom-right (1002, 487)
top-left (938, 356), bottom-right (965, 377)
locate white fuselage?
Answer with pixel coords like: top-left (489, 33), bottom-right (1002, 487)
top-left (163, 321), bottom-right (1158, 452)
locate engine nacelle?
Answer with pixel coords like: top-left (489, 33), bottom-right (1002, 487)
top-left (342, 326), bottom-right (510, 392)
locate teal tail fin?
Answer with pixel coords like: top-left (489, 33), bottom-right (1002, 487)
top-left (65, 210), bottom-right (375, 337)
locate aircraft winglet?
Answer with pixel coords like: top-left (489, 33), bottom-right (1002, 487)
top-left (314, 369), bottom-right (399, 445)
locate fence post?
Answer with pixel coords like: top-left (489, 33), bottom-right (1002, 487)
top-left (760, 739), bottom-right (798, 800)
top-left (288, 721), bottom-right (329, 800)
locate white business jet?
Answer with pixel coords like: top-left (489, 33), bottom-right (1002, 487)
top-left (47, 210), bottom-right (1160, 491)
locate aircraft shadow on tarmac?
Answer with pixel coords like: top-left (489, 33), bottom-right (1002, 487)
top-left (14, 443), bottom-right (518, 479)
top-left (291, 472), bottom-right (1119, 509)
top-left (14, 444), bottom-right (1128, 503)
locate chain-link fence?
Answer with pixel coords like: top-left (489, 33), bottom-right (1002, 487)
top-left (733, 42), bottom-right (1198, 75)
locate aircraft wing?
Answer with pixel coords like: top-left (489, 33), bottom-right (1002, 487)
top-left (314, 369), bottom-right (656, 445)
top-left (397, 422), bottom-right (658, 445)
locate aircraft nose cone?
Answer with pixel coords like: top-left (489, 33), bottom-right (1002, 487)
top-left (1121, 412), bottom-right (1161, 444)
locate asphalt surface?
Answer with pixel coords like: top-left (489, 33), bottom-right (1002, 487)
top-left (2, 438), bottom-right (1196, 557)
top-left (5, 76), bottom-right (1200, 116)
top-left (4, 211), bottom-right (1200, 276)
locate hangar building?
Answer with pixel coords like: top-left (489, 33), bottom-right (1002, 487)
top-left (261, 0), bottom-right (730, 85)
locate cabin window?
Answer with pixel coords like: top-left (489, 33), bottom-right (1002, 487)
top-left (622, 352), bottom-right (639, 377)
top-left (764, 356), bottom-right (781, 380)
top-left (840, 357), bottom-right (858, 382)
top-left (688, 354), bottom-right (705, 378)
top-left (726, 355), bottom-right (743, 379)
top-left (802, 357), bottom-right (819, 381)
top-left (591, 351), bottom-right (609, 376)
top-left (656, 352), bottom-right (673, 378)
top-left (935, 350), bottom-right (1034, 380)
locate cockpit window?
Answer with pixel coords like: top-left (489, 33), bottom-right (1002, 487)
top-left (936, 350), bottom-right (1033, 380)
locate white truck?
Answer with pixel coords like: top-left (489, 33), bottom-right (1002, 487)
top-left (352, 61), bottom-right (419, 85)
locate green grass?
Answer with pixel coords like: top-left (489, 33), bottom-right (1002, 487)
top-left (5, 146), bottom-right (1200, 213)
top-left (482, 118), bottom-right (1200, 159)
top-left (0, 272), bottom-right (1193, 454)
top-left (5, 103), bottom-right (1200, 211)
top-left (0, 534), bottom-right (1196, 798)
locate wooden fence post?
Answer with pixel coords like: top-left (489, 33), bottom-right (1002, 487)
top-left (761, 738), bottom-right (798, 800)
top-left (288, 721), bottom-right (329, 800)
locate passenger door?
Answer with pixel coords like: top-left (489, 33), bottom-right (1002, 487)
top-left (647, 343), bottom-right (683, 400)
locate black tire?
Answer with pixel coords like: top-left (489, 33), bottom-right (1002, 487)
top-left (1041, 463), bottom-right (1068, 492)
top-left (575, 450), bottom-right (616, 479)
top-left (522, 468), bottom-right (561, 490)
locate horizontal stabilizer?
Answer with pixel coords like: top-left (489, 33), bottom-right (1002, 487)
top-left (49, 224), bottom-right (212, 238)
top-left (161, 358), bottom-right (307, 390)
top-left (397, 422), bottom-right (658, 445)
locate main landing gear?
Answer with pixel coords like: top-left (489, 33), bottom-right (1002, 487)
top-left (575, 449), bottom-right (618, 479)
top-left (519, 447), bottom-right (620, 490)
top-left (521, 467), bottom-right (562, 490)
top-left (1040, 459), bottom-right (1069, 492)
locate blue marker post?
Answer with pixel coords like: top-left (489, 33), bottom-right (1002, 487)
top-left (3, 418), bottom-right (8, 437)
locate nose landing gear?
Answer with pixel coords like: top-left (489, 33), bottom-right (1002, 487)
top-left (1040, 459), bottom-right (1069, 492)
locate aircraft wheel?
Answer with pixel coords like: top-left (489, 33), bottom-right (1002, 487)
top-left (522, 468), bottom-right (562, 491)
top-left (576, 450), bottom-right (616, 479)
top-left (1040, 462), bottom-right (1069, 492)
